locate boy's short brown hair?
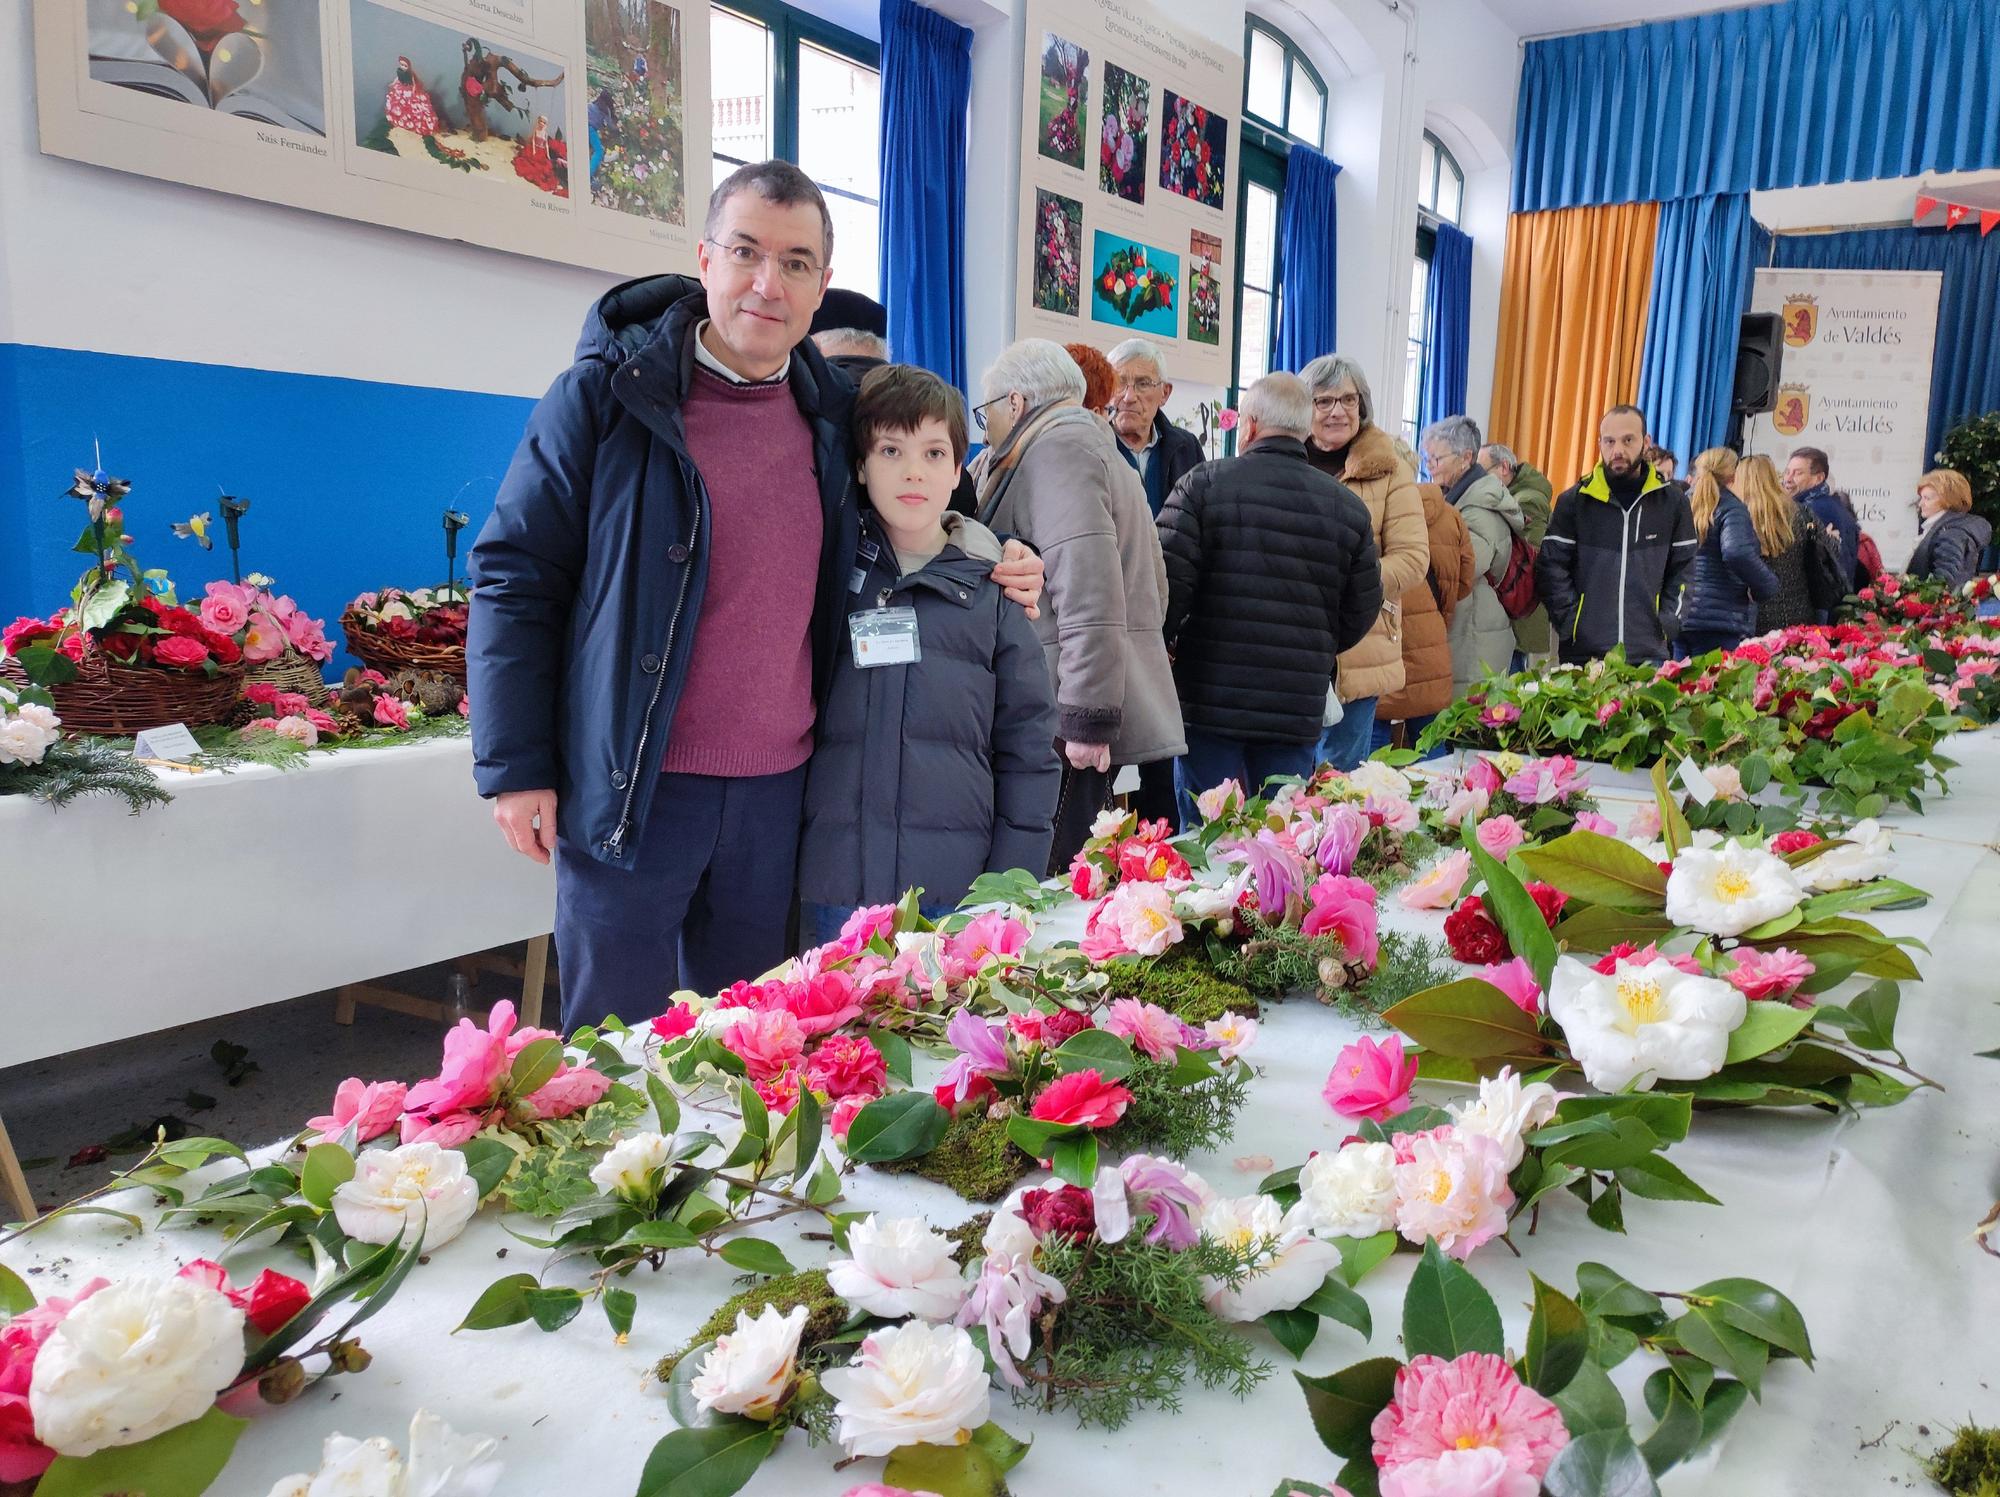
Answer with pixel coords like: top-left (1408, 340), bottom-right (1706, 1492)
top-left (852, 364), bottom-right (969, 465)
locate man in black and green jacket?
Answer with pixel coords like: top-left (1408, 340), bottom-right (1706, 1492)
top-left (1533, 404), bottom-right (1697, 666)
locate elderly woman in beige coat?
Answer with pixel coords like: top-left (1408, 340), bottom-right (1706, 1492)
top-left (1300, 353), bottom-right (1429, 769)
top-left (971, 338), bottom-right (1185, 871)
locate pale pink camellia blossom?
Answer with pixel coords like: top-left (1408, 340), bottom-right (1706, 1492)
top-left (197, 590), bottom-right (249, 635)
top-left (838, 903), bottom-right (899, 952)
top-left (1363, 793), bottom-right (1421, 834)
top-left (941, 911), bottom-right (1030, 979)
top-left (1473, 957), bottom-right (1541, 1016)
top-left (241, 609), bottom-right (288, 663)
top-left (1725, 946), bottom-right (1816, 1005)
top-left (1322, 1034), bottom-right (1415, 1122)
top-left (1441, 786), bottom-right (1490, 828)
top-left (398, 1109), bottom-right (486, 1147)
top-left (1202, 1010), bottom-right (1259, 1062)
top-left (1379, 1446), bottom-right (1537, 1497)
top-left (829, 1092), bottom-right (875, 1142)
top-left (1104, 998), bottom-right (1186, 1062)
top-left (1474, 815), bottom-right (1526, 860)
top-left (305, 1078), bottom-right (408, 1145)
top-left (270, 714), bottom-right (319, 747)
top-left (1195, 778), bottom-right (1244, 823)
top-left (1399, 850), bottom-right (1472, 911)
top-left (1302, 873), bottom-right (1380, 968)
top-left (1390, 1127), bottom-right (1514, 1259)
top-left (1502, 756), bottom-right (1587, 806)
top-left (1624, 802), bottom-right (1663, 840)
top-left (1371, 1353), bottom-right (1569, 1489)
top-left (524, 1062), bottom-right (612, 1120)
top-left (720, 1009), bottom-right (808, 1082)
top-left (1573, 810), bottom-right (1618, 836)
top-left (1082, 880), bottom-right (1184, 961)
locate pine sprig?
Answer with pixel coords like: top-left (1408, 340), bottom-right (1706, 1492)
top-left (1118, 1061), bottom-right (1250, 1158)
top-left (0, 736), bottom-right (173, 813)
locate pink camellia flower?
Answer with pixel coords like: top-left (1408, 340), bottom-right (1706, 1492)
top-left (1399, 850), bottom-right (1472, 911)
top-left (198, 590), bottom-right (249, 635)
top-left (1725, 946), bottom-right (1816, 1005)
top-left (842, 1485), bottom-right (942, 1497)
top-left (1441, 786), bottom-right (1491, 828)
top-left (1069, 855), bottom-right (1108, 900)
top-left (1371, 1352), bottom-right (1569, 1486)
top-left (0, 1278), bottom-right (109, 1483)
top-left (1502, 756), bottom-right (1586, 806)
top-left (1303, 873), bottom-right (1380, 968)
top-left (1103, 998), bottom-right (1186, 1063)
top-left (720, 1009), bottom-right (808, 1081)
top-left (243, 681), bottom-right (281, 706)
top-left (943, 912), bottom-right (1030, 978)
top-left (1475, 815), bottom-right (1526, 860)
top-left (778, 970), bottom-right (864, 1037)
top-left (1463, 758), bottom-right (1504, 795)
top-left (1363, 793), bottom-right (1421, 835)
top-left (305, 1077), bottom-right (408, 1144)
top-left (1315, 804), bottom-right (1368, 876)
top-left (839, 903), bottom-right (899, 950)
top-left (405, 1002), bottom-right (518, 1116)
top-left (398, 1109), bottom-right (485, 1147)
top-left (1624, 803), bottom-right (1663, 840)
top-left (1029, 1068), bottom-right (1134, 1128)
top-left (1479, 703), bottom-right (1522, 728)
top-left (755, 1069), bottom-right (801, 1116)
top-left (241, 609), bottom-right (288, 662)
top-left (651, 1003), bottom-right (698, 1040)
top-left (525, 1062), bottom-right (612, 1119)
top-left (1595, 699), bottom-right (1622, 724)
top-left (1380, 1447), bottom-right (1535, 1497)
top-left (804, 1035), bottom-right (889, 1098)
top-left (1322, 1034), bottom-right (1415, 1122)
top-left (828, 1091), bottom-right (876, 1142)
top-left (1390, 1128), bottom-right (1514, 1260)
top-left (271, 691), bottom-right (311, 717)
top-left (1573, 811), bottom-right (1617, 836)
top-left (1474, 957), bottom-right (1542, 1016)
top-left (282, 610), bottom-right (331, 661)
top-left (373, 695), bottom-right (411, 729)
top-left (204, 579), bottom-right (255, 613)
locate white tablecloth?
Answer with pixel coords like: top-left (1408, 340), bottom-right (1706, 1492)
top-left (7, 734), bottom-right (2000, 1495)
top-left (1, 738), bottom-right (553, 1067)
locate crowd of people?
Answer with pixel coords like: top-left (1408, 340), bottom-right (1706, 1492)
top-left (467, 160), bottom-right (1994, 1032)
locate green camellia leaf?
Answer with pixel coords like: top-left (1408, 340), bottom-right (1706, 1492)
top-left (0, 1263), bottom-right (33, 1315)
top-left (1638, 1371), bottom-right (1704, 1474)
top-left (1003, 1114), bottom-right (1073, 1161)
top-left (32, 1407), bottom-right (246, 1497)
top-left (298, 1142), bottom-right (356, 1210)
top-left (524, 1286), bottom-right (585, 1333)
top-left (604, 1286), bottom-right (638, 1339)
top-left (1048, 1130), bottom-right (1098, 1188)
top-left (789, 1088), bottom-right (823, 1183)
top-left (717, 1238), bottom-right (794, 1277)
top-left (1301, 1273), bottom-right (1372, 1341)
top-left (1263, 1305), bottom-right (1320, 1360)
top-left (1523, 1273), bottom-right (1589, 1395)
top-left (1295, 1357), bottom-right (1401, 1459)
top-left (454, 1272), bottom-right (538, 1332)
top-left (868, 1028), bottom-right (915, 1085)
top-left (1613, 1155), bottom-right (1720, 1205)
top-left (1554, 1359), bottom-right (1630, 1437)
top-left (1689, 1278), bottom-right (1814, 1363)
top-left (634, 1419), bottom-right (778, 1497)
top-left (1052, 1027), bottom-right (1139, 1080)
top-left (622, 1220), bottom-right (699, 1252)
top-left (508, 1037), bottom-right (565, 1100)
top-left (1403, 1240), bottom-right (1504, 1360)
top-left (1335, 1230), bottom-right (1398, 1287)
top-left (845, 1093), bottom-right (951, 1164)
top-left (1585, 1181), bottom-right (1626, 1233)
top-left (1541, 1426), bottom-right (1662, 1497)
top-left (737, 1078), bottom-right (770, 1147)
top-left (1650, 760), bottom-right (1694, 861)
top-left (1721, 1003), bottom-right (1817, 1065)
top-left (647, 1072), bottom-right (682, 1136)
top-left (459, 1135), bottom-right (517, 1201)
top-left (1691, 1378), bottom-right (1751, 1455)
top-left (1381, 979), bottom-right (1546, 1060)
top-left (1673, 1306), bottom-right (1769, 1398)
top-left (967, 1421), bottom-right (1031, 1475)
top-left (1540, 1116), bottom-right (1668, 1172)
top-left (1518, 831), bottom-right (1669, 912)
top-left (665, 1341), bottom-right (721, 1428)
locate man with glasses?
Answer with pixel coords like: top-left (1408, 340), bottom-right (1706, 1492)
top-left (469, 159), bottom-right (1043, 1031)
top-left (1105, 338), bottom-right (1205, 518)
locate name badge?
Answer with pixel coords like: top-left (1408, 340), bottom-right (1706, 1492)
top-left (849, 606), bottom-right (921, 668)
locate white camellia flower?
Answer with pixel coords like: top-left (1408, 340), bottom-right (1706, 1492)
top-left (1089, 805), bottom-right (1133, 841)
top-left (29, 1277), bottom-right (245, 1457)
top-left (1795, 820), bottom-right (1894, 892)
top-left (691, 1304), bottom-right (808, 1419)
top-left (265, 1410), bottom-right (504, 1497)
top-left (826, 1215), bottom-right (968, 1322)
top-left (1664, 845), bottom-right (1804, 936)
top-left (1447, 1069), bottom-right (1564, 1170)
top-left (1546, 956), bottom-right (1747, 1094)
top-left (331, 1142), bottom-right (480, 1249)
top-left (982, 1196), bottom-right (1041, 1260)
top-left (1198, 1194), bottom-right (1341, 1321)
top-left (588, 1132), bottom-right (673, 1204)
top-left (1343, 760), bottom-right (1411, 803)
top-left (821, 1321), bottom-right (992, 1457)
top-left (1292, 1141), bottom-right (1398, 1239)
top-left (1174, 876), bottom-right (1246, 923)
top-left (1202, 1011), bottom-right (1259, 1062)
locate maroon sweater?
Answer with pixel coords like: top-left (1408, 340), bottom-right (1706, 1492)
top-left (662, 367), bottom-right (823, 777)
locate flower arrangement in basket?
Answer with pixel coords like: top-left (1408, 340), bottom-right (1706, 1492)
top-left (0, 457), bottom-right (248, 734)
top-left (341, 585), bottom-right (470, 682)
top-left (206, 575), bottom-right (335, 706)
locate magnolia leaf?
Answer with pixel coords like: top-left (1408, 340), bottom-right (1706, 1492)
top-left (1463, 828), bottom-right (1560, 989)
top-left (1052, 1028), bottom-right (1139, 1080)
top-left (717, 1238), bottom-right (793, 1276)
top-left (1295, 1357), bottom-right (1401, 1460)
top-left (845, 1093), bottom-right (950, 1164)
top-left (1722, 1003), bottom-right (1817, 1065)
top-left (634, 1419), bottom-right (778, 1497)
top-left (1518, 831), bottom-right (1668, 912)
top-left (1403, 1240), bottom-right (1504, 1360)
top-left (883, 1433), bottom-right (1011, 1497)
top-left (1523, 1273), bottom-right (1589, 1395)
top-left (1381, 979), bottom-right (1545, 1060)
top-left (1541, 1427), bottom-right (1662, 1497)
top-left (33, 1408), bottom-right (245, 1497)
top-left (454, 1272), bottom-right (538, 1332)
top-left (1553, 901), bottom-right (1675, 952)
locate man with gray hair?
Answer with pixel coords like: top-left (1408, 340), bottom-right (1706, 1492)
top-left (1156, 372), bottom-right (1383, 824)
top-left (1106, 337), bottom-right (1205, 517)
top-left (1422, 415), bottom-right (1524, 693)
top-left (1478, 440), bottom-right (1555, 663)
top-left (811, 326), bottom-right (889, 370)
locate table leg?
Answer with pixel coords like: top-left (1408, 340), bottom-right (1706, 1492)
top-left (0, 1113), bottom-right (36, 1224)
top-left (334, 986), bottom-right (358, 1025)
top-left (521, 934), bottom-right (550, 1030)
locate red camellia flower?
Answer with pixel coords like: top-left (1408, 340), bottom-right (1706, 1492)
top-left (1769, 829), bottom-right (1824, 856)
top-left (1038, 1007), bottom-right (1095, 1048)
top-left (153, 635), bottom-right (212, 669)
top-left (177, 1259), bottom-right (309, 1335)
top-left (1803, 703), bottom-right (1858, 739)
top-left (1525, 881), bottom-right (1569, 927)
top-left (1, 615), bottom-right (60, 655)
top-left (1018, 1184), bottom-right (1096, 1242)
top-left (203, 632), bottom-right (242, 665)
top-left (1443, 895), bottom-right (1509, 965)
top-left (934, 1073), bottom-right (997, 1113)
top-left (100, 631), bottom-right (143, 663)
top-left (1115, 836), bottom-right (1190, 884)
top-left (1028, 1068), bottom-right (1133, 1128)
top-left (158, 607), bottom-right (204, 639)
top-left (158, 0), bottom-right (247, 49)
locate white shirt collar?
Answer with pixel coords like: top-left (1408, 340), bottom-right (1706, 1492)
top-left (693, 320), bottom-right (790, 386)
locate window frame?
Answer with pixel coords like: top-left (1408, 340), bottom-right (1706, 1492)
top-left (1415, 128), bottom-right (1463, 225)
top-left (1243, 16), bottom-right (1326, 150)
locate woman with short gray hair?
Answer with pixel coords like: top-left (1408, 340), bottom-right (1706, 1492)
top-left (1420, 415), bottom-right (1525, 693)
top-left (1298, 353), bottom-right (1429, 770)
top-left (971, 339), bottom-right (1184, 869)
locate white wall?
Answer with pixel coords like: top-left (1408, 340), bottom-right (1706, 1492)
top-left (1752, 168), bottom-right (1999, 235)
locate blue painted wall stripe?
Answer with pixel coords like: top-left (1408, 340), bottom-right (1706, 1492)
top-left (2, 344), bottom-right (541, 667)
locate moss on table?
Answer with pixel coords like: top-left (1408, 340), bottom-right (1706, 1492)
top-left (655, 1268), bottom-right (845, 1381)
top-left (1101, 949), bottom-right (1261, 1025)
top-left (874, 1112), bottom-right (1035, 1202)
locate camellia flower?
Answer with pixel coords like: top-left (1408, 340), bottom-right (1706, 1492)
top-left (719, 1008), bottom-right (808, 1081)
top-left (1702, 764), bottom-right (1746, 801)
top-left (1314, 804), bottom-right (1369, 877)
top-left (1302, 873), bottom-right (1380, 968)
top-left (1398, 850), bottom-right (1472, 911)
top-left (1502, 756), bottom-right (1587, 805)
top-left (1346, 760), bottom-right (1411, 802)
top-left (936, 1010), bottom-right (1011, 1104)
top-left (305, 1078), bottom-right (407, 1145)
top-left (827, 1216), bottom-right (968, 1321)
top-left (1104, 997), bottom-right (1186, 1062)
top-left (588, 1132), bottom-right (672, 1205)
top-left (1090, 1154), bottom-right (1212, 1250)
top-left (940, 912), bottom-right (1029, 977)
top-left (1195, 778), bottom-right (1244, 822)
top-left (1725, 946), bottom-right (1815, 1004)
top-left (1664, 846), bottom-right (1804, 936)
top-left (1546, 955), bottom-right (1746, 1093)
top-left (1322, 1034), bottom-right (1415, 1122)
top-left (1390, 1127), bottom-right (1513, 1259)
top-left (175, 1260), bottom-right (310, 1337)
top-left (1443, 895), bottom-right (1510, 965)
top-left (1018, 1184), bottom-right (1097, 1241)
top-left (0, 1280), bottom-right (105, 1482)
top-left (1446, 1069), bottom-right (1562, 1170)
top-left (331, 1141), bottom-right (480, 1249)
top-left (1222, 829), bottom-right (1308, 918)
top-left (1573, 810), bottom-right (1618, 836)
top-left (691, 1305), bottom-right (807, 1420)
top-left (1029, 1069), bottom-right (1133, 1128)
top-left (1472, 957), bottom-right (1541, 1016)
top-left (403, 1003), bottom-right (514, 1119)
top-left (1198, 1193), bottom-right (1340, 1321)
top-left (1769, 829), bottom-right (1825, 857)
top-left (1794, 819), bottom-right (1893, 891)
top-left (1070, 855), bottom-right (1108, 900)
top-left (1475, 815), bottom-right (1526, 860)
top-left (262, 1409), bottom-right (504, 1497)
top-left (1371, 1353), bottom-right (1569, 1490)
top-left (1202, 1011), bottom-right (1258, 1061)
top-left (1103, 879), bottom-right (1185, 955)
top-left (822, 1322), bottom-right (992, 1458)
top-left (805, 1035), bottom-right (889, 1099)
top-left (1624, 802), bottom-right (1663, 840)
top-left (28, 1276), bottom-right (245, 1458)
top-left (1293, 1140), bottom-right (1397, 1238)
top-left (651, 1003), bottom-right (698, 1040)
top-left (1590, 941), bottom-right (1702, 977)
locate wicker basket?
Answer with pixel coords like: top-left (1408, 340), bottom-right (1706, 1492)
top-left (243, 653), bottom-right (333, 708)
top-left (2, 651), bottom-right (246, 736)
top-left (341, 606), bottom-right (467, 684)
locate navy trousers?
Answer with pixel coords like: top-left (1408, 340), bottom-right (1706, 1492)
top-left (1173, 729), bottom-right (1317, 830)
top-left (554, 766), bottom-right (806, 1032)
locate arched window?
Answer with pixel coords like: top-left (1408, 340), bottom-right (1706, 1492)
top-left (1235, 20), bottom-right (1327, 392)
top-left (1403, 131), bottom-right (1465, 441)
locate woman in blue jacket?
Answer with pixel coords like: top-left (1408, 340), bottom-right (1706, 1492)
top-left (1678, 447), bottom-right (1779, 657)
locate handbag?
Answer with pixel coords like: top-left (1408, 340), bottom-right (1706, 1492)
top-left (1801, 519), bottom-right (1848, 614)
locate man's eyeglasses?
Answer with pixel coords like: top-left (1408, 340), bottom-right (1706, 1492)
top-left (1115, 376), bottom-right (1163, 397)
top-left (705, 238), bottom-right (824, 287)
top-left (1312, 393), bottom-right (1362, 414)
top-left (972, 395), bottom-right (1009, 434)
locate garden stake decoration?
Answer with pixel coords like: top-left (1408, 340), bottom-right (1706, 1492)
top-left (220, 490), bottom-right (251, 583)
top-left (442, 508), bottom-right (469, 598)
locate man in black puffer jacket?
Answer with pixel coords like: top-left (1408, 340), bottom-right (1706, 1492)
top-left (1157, 372), bottom-right (1382, 824)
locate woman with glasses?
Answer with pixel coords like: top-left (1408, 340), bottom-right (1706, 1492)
top-left (969, 339), bottom-right (1185, 871)
top-left (1298, 354), bottom-right (1427, 771)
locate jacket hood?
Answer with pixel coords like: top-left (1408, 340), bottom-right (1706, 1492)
top-left (1457, 469), bottom-right (1524, 530)
top-left (1340, 422), bottom-right (1404, 486)
top-left (1578, 462), bottom-right (1672, 503)
top-left (1927, 510), bottom-right (1992, 545)
top-left (941, 512), bottom-right (1004, 564)
top-left (578, 273), bottom-right (702, 362)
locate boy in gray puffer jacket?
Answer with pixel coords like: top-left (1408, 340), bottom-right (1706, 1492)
top-left (797, 366), bottom-right (1059, 946)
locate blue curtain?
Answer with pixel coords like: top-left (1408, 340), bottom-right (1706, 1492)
top-left (1636, 193), bottom-right (1753, 464)
top-left (1272, 144), bottom-right (1341, 374)
top-left (1771, 225), bottom-right (2000, 457)
top-left (1513, 0), bottom-right (2000, 212)
top-left (1417, 220), bottom-right (1472, 432)
top-left (878, 0), bottom-right (970, 389)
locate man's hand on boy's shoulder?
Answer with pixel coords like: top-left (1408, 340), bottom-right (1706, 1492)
top-left (993, 540), bottom-right (1045, 620)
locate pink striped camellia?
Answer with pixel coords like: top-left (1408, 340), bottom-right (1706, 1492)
top-left (1725, 946), bottom-right (1816, 1005)
top-left (1371, 1352), bottom-right (1569, 1494)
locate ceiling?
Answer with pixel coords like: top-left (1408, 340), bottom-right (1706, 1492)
top-left (1478, 0), bottom-right (1755, 41)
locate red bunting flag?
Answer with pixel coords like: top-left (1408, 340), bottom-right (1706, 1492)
top-left (1983, 211), bottom-right (2000, 237)
top-left (1915, 194), bottom-right (1939, 219)
top-left (1944, 202), bottom-right (1971, 229)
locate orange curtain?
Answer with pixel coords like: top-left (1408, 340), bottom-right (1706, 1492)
top-left (1489, 202), bottom-right (1659, 486)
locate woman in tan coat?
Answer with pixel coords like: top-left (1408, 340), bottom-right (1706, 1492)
top-left (1300, 353), bottom-right (1429, 769)
top-left (1377, 438), bottom-right (1476, 755)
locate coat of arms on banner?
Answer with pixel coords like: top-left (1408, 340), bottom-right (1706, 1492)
top-left (1782, 294), bottom-right (1819, 346)
top-left (1772, 383), bottom-right (1811, 436)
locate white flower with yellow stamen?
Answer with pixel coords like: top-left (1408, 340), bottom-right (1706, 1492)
top-left (1663, 845), bottom-right (1803, 937)
top-left (1546, 957), bottom-right (1745, 1093)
